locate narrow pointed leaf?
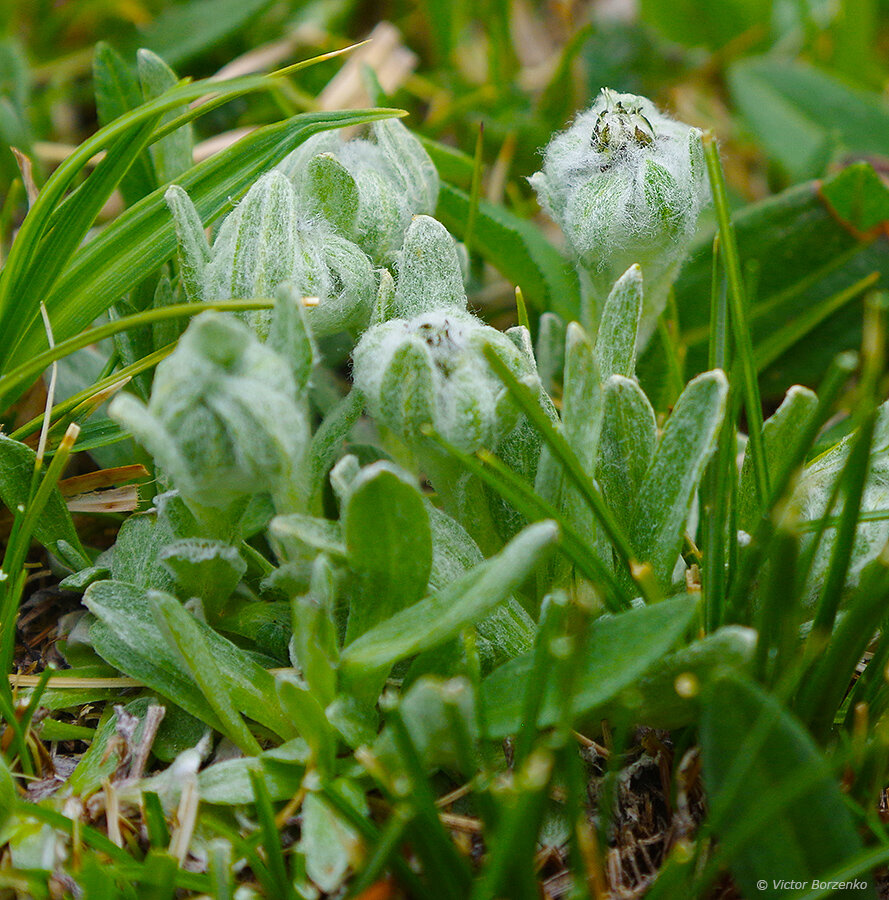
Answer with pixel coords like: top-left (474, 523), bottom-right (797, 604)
top-left (597, 375), bottom-right (658, 538)
top-left (340, 521), bottom-right (558, 678)
top-left (595, 264), bottom-right (644, 380)
top-left (632, 370), bottom-right (728, 584)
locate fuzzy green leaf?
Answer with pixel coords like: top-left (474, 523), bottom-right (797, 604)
top-left (302, 152), bottom-right (359, 235)
top-left (437, 182), bottom-right (580, 320)
top-left (595, 264), bottom-right (643, 380)
top-left (632, 370), bottom-right (728, 585)
top-left (149, 594), bottom-right (264, 755)
top-left (562, 322), bottom-right (602, 469)
top-left (343, 463), bottom-right (433, 641)
top-left (738, 385), bottom-right (818, 533)
top-left (195, 740), bottom-right (308, 805)
top-left (157, 539), bottom-right (246, 616)
top-left (85, 580), bottom-right (295, 741)
top-left (597, 375), bottom-right (658, 539)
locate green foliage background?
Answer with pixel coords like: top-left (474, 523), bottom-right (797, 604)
top-left (2, 1), bottom-right (889, 898)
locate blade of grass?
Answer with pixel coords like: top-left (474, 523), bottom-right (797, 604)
top-left (513, 592), bottom-right (570, 766)
top-left (380, 693), bottom-right (474, 899)
top-left (0, 424), bottom-right (80, 682)
top-left (10, 345), bottom-right (173, 442)
top-left (23, 118), bottom-right (162, 317)
top-left (470, 751), bottom-right (554, 900)
top-left (753, 271), bottom-right (879, 372)
top-left (3, 108), bottom-right (402, 378)
top-left (726, 351), bottom-right (857, 618)
top-left (515, 286), bottom-right (530, 331)
top-left (462, 122), bottom-right (484, 257)
top-left (755, 522), bottom-right (802, 687)
top-left (208, 839), bottom-right (234, 900)
top-left (0, 45), bottom-right (364, 339)
top-left (249, 770), bottom-right (296, 900)
top-left (702, 132), bottom-right (769, 506)
top-left (799, 548), bottom-right (889, 738)
top-left (0, 300), bottom-right (271, 408)
top-left (702, 233), bottom-right (732, 629)
top-left (346, 804), bottom-right (413, 899)
top-left (318, 781), bottom-right (430, 899)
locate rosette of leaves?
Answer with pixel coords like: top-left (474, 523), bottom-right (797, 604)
top-left (109, 311), bottom-right (310, 538)
top-left (278, 118), bottom-right (440, 266)
top-left (531, 88), bottom-right (709, 339)
top-left (165, 171), bottom-right (377, 338)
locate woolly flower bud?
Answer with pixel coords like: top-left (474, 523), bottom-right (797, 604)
top-left (109, 313), bottom-right (310, 528)
top-left (352, 311), bottom-right (533, 453)
top-left (530, 88), bottom-right (708, 336)
top-left (167, 172), bottom-right (376, 338)
top-left (391, 215), bottom-right (467, 319)
top-left (279, 119), bottom-right (439, 265)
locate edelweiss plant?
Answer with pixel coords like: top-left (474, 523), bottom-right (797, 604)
top-left (278, 119), bottom-right (440, 265)
top-left (109, 307), bottom-right (312, 536)
top-left (531, 88), bottom-right (709, 338)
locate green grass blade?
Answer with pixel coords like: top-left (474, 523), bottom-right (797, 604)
top-left (702, 132), bottom-right (769, 506)
top-left (0, 44), bottom-right (361, 334)
top-left (797, 550), bottom-right (889, 737)
top-left (2, 109), bottom-right (401, 378)
top-left (9, 344), bottom-right (175, 442)
top-left (809, 407), bottom-right (877, 637)
top-left (318, 782), bottom-right (430, 899)
top-left (0, 300), bottom-right (271, 407)
top-left (27, 118), bottom-right (161, 312)
top-left (249, 769), bottom-right (296, 900)
top-left (727, 351), bottom-right (857, 618)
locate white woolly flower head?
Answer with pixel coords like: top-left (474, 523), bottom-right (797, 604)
top-left (530, 88), bottom-right (709, 336)
top-left (278, 119), bottom-right (440, 266)
top-left (204, 172), bottom-right (377, 337)
top-left (109, 313), bottom-right (310, 528)
top-left (166, 173), bottom-right (377, 340)
top-left (352, 310), bottom-right (533, 453)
